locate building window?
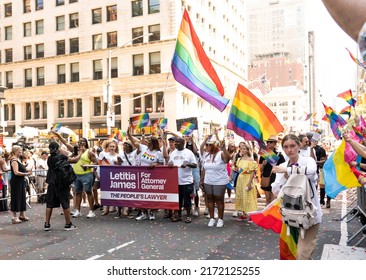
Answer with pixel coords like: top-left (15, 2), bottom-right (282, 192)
top-left (56, 16), bottom-right (65, 31)
top-left (94, 97), bottom-right (102, 116)
top-left (37, 67), bottom-right (45, 86)
top-left (56, 40), bottom-right (65, 55)
top-left (11, 104), bottom-right (15, 120)
top-left (4, 105), bottom-right (9, 121)
top-left (25, 69), bottom-right (32, 87)
top-left (23, 0), bottom-right (31, 13)
top-left (24, 22), bottom-right (31, 37)
top-left (92, 8), bottom-right (102, 24)
top-left (36, 44), bottom-right (44, 58)
top-left (5, 49), bottom-right (12, 63)
top-left (111, 57), bottom-right (118, 78)
top-left (114, 95), bottom-right (121, 114)
top-left (76, 99), bottom-right (82, 116)
top-left (58, 100), bottom-right (64, 118)
top-left (42, 101), bottom-right (47, 118)
top-left (93, 34), bottom-right (102, 50)
top-left (133, 54), bottom-right (143, 76)
top-left (56, 0), bottom-right (64, 6)
top-left (132, 27), bottom-right (143, 44)
top-left (107, 5), bottom-right (117, 21)
top-left (149, 24), bottom-right (160, 42)
top-left (133, 94), bottom-right (141, 113)
top-left (5, 26), bottom-right (12, 40)
top-left (57, 64), bottom-right (66, 84)
top-left (156, 91), bottom-right (164, 112)
top-left (93, 60), bottom-right (102, 80)
top-left (5, 3), bottom-right (12, 17)
top-left (26, 103), bottom-right (32, 120)
top-left (36, 20), bottom-right (44, 35)
top-left (71, 63), bottom-right (79, 82)
top-left (69, 13), bottom-right (79, 28)
top-left (107, 31), bottom-right (117, 48)
top-left (148, 0), bottom-right (160, 14)
top-left (36, 0), bottom-right (44, 10)
top-left (24, 45), bottom-right (32, 60)
top-left (34, 102), bottom-right (40, 119)
top-left (149, 52), bottom-right (161, 74)
top-left (145, 95), bottom-right (153, 113)
top-left (69, 0), bottom-right (78, 3)
top-left (70, 38), bottom-right (79, 53)
top-left (67, 100), bottom-right (74, 117)
top-left (132, 0), bottom-right (143, 17)
top-left (6, 71), bottom-right (13, 89)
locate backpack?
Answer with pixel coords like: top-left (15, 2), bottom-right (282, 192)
top-left (54, 158), bottom-right (76, 190)
top-left (278, 165), bottom-right (317, 239)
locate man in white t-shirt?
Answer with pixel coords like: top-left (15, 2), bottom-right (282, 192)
top-left (36, 151), bottom-right (48, 194)
top-left (168, 137), bottom-right (197, 223)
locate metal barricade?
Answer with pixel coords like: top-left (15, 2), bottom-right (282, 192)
top-left (346, 186), bottom-right (366, 246)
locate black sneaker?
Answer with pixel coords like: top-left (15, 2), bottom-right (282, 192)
top-left (44, 223), bottom-right (51, 231)
top-left (64, 222), bottom-right (77, 231)
top-left (326, 201), bottom-right (331, 208)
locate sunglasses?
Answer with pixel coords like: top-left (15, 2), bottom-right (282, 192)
top-left (205, 144), bottom-right (213, 146)
top-left (266, 141), bottom-right (276, 144)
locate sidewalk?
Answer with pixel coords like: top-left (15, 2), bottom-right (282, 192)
top-left (321, 244), bottom-right (366, 260)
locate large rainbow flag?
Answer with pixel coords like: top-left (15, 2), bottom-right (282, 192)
top-left (337, 89), bottom-right (357, 107)
top-left (323, 140), bottom-right (360, 198)
top-left (227, 84), bottom-right (284, 142)
top-left (249, 197), bottom-right (282, 234)
top-left (171, 9), bottom-right (229, 112)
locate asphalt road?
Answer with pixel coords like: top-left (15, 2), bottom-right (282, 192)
top-left (0, 190), bottom-right (365, 260)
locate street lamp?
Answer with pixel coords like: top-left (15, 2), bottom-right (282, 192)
top-left (105, 33), bottom-right (153, 135)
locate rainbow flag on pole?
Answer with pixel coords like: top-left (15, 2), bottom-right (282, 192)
top-left (258, 142), bottom-right (280, 166)
top-left (130, 113), bottom-right (150, 130)
top-left (227, 84), bottom-right (284, 142)
top-left (337, 89), bottom-right (357, 107)
top-left (346, 47), bottom-right (366, 70)
top-left (158, 118), bottom-right (168, 130)
top-left (171, 9), bottom-right (229, 112)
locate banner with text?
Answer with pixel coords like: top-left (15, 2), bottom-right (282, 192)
top-left (100, 166), bottom-right (179, 209)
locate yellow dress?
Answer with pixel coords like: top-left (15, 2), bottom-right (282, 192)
top-left (235, 159), bottom-right (258, 213)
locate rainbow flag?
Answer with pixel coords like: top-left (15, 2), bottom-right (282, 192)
top-left (258, 142), bottom-right (280, 166)
top-left (323, 140), bottom-right (360, 198)
top-left (312, 120), bottom-right (319, 128)
top-left (249, 197), bottom-right (282, 234)
top-left (280, 224), bottom-right (298, 260)
top-left (337, 89), bottom-right (357, 107)
top-left (227, 84), bottom-right (284, 142)
top-left (339, 105), bottom-right (352, 118)
top-left (346, 48), bottom-right (366, 70)
top-left (51, 123), bottom-right (62, 132)
top-left (179, 122), bottom-right (195, 136)
top-left (158, 118), bottom-right (168, 130)
top-left (304, 112), bottom-right (316, 121)
top-left (322, 103), bottom-right (347, 140)
top-left (352, 126), bottom-right (365, 140)
top-left (130, 113), bottom-right (150, 130)
top-left (171, 9), bottom-right (229, 112)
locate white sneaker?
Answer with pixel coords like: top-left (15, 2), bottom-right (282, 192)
top-left (72, 210), bottom-right (82, 218)
top-left (135, 213), bottom-right (147, 221)
top-left (225, 198), bottom-right (232, 203)
top-left (208, 218), bottom-right (216, 227)
top-left (70, 209), bottom-right (77, 215)
top-left (232, 210), bottom-right (238, 217)
top-left (204, 207), bottom-right (208, 215)
top-left (82, 202), bottom-right (88, 208)
top-left (216, 219), bottom-right (224, 228)
top-left (214, 208), bottom-right (218, 219)
top-left (86, 210), bottom-right (96, 218)
top-left (193, 207), bottom-right (199, 217)
top-left (149, 212), bottom-right (155, 220)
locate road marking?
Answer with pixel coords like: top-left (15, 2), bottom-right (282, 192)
top-left (87, 240), bottom-right (135, 260)
top-left (339, 192), bottom-right (348, 246)
top-left (108, 240), bottom-right (135, 253)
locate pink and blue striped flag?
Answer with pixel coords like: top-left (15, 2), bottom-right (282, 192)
top-left (171, 9), bottom-right (229, 112)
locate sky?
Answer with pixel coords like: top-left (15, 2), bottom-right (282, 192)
top-left (312, 1), bottom-right (359, 110)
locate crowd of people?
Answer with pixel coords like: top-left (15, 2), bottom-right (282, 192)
top-left (1, 122), bottom-right (364, 260)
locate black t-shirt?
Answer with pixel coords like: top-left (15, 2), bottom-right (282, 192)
top-left (46, 153), bottom-right (68, 185)
top-left (313, 145), bottom-right (327, 168)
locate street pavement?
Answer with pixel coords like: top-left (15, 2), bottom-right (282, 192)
top-left (0, 189), bottom-right (365, 260)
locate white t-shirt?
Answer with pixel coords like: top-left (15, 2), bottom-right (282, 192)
top-left (138, 144), bottom-right (164, 166)
top-left (36, 158), bottom-right (48, 176)
top-left (120, 150), bottom-right (137, 166)
top-left (169, 148), bottom-right (197, 185)
top-left (202, 151), bottom-right (230, 185)
top-left (299, 147), bottom-right (311, 158)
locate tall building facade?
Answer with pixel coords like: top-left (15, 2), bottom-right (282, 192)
top-left (0, 0), bottom-right (246, 140)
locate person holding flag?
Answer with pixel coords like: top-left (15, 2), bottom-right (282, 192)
top-left (259, 136), bottom-right (285, 206)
